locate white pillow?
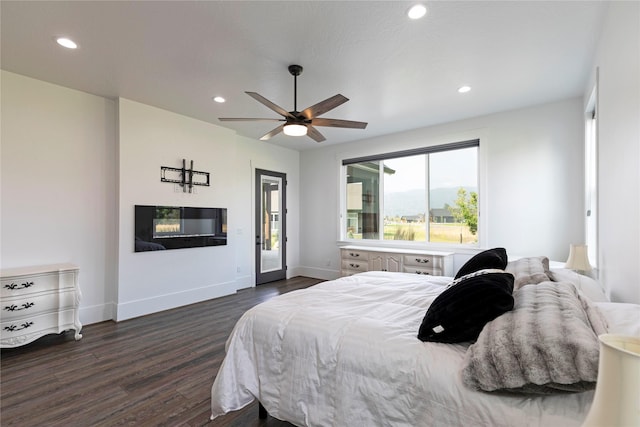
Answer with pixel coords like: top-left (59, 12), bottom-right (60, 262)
top-left (549, 268), bottom-right (609, 302)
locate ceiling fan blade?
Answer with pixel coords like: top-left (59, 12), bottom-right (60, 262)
top-left (259, 124), bottom-right (286, 141)
top-left (246, 92), bottom-right (296, 119)
top-left (312, 118), bottom-right (368, 129)
top-left (300, 94), bottom-right (349, 119)
top-left (218, 118), bottom-right (285, 122)
top-left (306, 125), bottom-right (326, 143)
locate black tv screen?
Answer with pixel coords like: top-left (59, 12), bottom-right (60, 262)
top-left (134, 205), bottom-right (227, 252)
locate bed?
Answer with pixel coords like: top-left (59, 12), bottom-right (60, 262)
top-left (210, 252), bottom-right (640, 426)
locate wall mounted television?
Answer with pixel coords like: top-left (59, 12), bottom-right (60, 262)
top-left (134, 205), bottom-right (227, 252)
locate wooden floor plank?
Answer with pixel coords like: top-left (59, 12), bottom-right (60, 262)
top-left (1, 276), bottom-right (323, 426)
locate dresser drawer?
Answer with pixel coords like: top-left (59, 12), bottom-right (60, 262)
top-left (341, 248), bottom-right (369, 261)
top-left (1, 289), bottom-right (78, 322)
top-left (1, 308), bottom-right (77, 343)
top-left (402, 266), bottom-right (443, 276)
top-left (402, 254), bottom-right (444, 269)
top-left (1, 271), bottom-right (76, 299)
top-left (341, 259), bottom-right (369, 273)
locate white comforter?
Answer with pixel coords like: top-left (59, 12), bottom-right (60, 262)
top-left (210, 271), bottom-right (640, 427)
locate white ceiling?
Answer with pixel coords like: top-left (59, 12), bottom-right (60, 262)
top-left (1, 1), bottom-right (606, 151)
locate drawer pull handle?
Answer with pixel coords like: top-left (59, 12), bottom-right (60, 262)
top-left (415, 258), bottom-right (430, 263)
top-left (4, 321), bottom-right (34, 332)
top-left (349, 253), bottom-right (360, 257)
top-left (415, 271), bottom-right (431, 275)
top-left (349, 263), bottom-right (360, 268)
top-left (4, 302), bottom-right (35, 312)
top-left (4, 281), bottom-right (34, 290)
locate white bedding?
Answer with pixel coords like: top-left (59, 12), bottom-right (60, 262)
top-left (210, 271), bottom-right (640, 427)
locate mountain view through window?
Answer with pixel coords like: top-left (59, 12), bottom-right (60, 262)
top-left (345, 143), bottom-right (478, 245)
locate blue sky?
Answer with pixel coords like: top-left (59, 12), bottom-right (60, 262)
top-left (383, 147), bottom-right (477, 193)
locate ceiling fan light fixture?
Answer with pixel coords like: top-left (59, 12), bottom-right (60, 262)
top-left (219, 64), bottom-right (366, 143)
top-left (283, 123), bottom-right (307, 137)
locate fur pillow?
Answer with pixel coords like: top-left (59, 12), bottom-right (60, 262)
top-left (461, 281), bottom-right (608, 394)
top-left (455, 248), bottom-right (508, 279)
top-left (418, 271), bottom-right (515, 343)
top-left (505, 257), bottom-right (550, 290)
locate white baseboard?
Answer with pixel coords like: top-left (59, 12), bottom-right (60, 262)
top-left (115, 280), bottom-right (237, 321)
top-left (293, 266), bottom-right (341, 281)
top-left (235, 274), bottom-right (254, 290)
top-left (79, 302), bottom-right (116, 325)
top-left (80, 269), bottom-right (336, 326)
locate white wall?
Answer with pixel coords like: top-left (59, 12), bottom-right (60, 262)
top-left (117, 99), bottom-right (239, 320)
top-left (117, 98), bottom-right (301, 320)
top-left (299, 98), bottom-right (585, 279)
top-left (1, 71), bottom-right (118, 324)
top-left (1, 73), bottom-right (301, 324)
top-left (586, 1), bottom-right (640, 304)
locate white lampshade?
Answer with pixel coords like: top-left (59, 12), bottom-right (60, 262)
top-left (582, 334), bottom-right (640, 426)
top-left (283, 123), bottom-right (307, 136)
top-left (565, 244), bottom-right (592, 272)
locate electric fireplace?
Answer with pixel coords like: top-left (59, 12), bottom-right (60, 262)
top-left (134, 205), bottom-right (227, 252)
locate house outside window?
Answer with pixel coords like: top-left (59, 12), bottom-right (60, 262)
top-left (343, 140), bottom-right (479, 246)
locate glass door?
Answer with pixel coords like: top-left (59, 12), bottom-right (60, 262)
top-left (255, 169), bottom-right (287, 284)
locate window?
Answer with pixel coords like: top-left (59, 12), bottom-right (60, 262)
top-left (343, 140), bottom-right (479, 245)
top-left (585, 83), bottom-right (598, 265)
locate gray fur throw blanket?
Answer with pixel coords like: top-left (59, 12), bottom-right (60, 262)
top-left (461, 281), bottom-right (608, 394)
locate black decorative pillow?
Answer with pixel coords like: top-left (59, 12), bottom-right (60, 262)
top-left (417, 271), bottom-right (515, 343)
top-left (455, 247), bottom-right (508, 279)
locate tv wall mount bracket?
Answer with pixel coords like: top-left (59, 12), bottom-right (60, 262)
top-left (161, 159), bottom-right (210, 193)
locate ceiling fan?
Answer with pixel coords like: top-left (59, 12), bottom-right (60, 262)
top-left (219, 65), bottom-right (367, 143)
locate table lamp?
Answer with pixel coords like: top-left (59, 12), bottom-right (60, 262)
top-left (565, 244), bottom-right (592, 274)
top-left (582, 334), bottom-right (640, 426)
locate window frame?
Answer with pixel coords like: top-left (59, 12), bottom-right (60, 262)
top-left (585, 79), bottom-right (598, 268)
top-left (339, 138), bottom-right (481, 250)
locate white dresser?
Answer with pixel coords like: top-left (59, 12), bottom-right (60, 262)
top-left (1, 263), bottom-right (82, 348)
top-left (340, 246), bottom-right (454, 277)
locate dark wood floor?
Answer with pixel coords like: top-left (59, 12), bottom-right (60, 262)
top-left (1, 276), bottom-right (323, 427)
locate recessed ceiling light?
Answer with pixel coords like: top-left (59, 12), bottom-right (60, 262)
top-left (458, 85), bottom-right (471, 93)
top-left (408, 4), bottom-right (427, 20)
top-left (213, 96), bottom-right (226, 103)
top-left (56, 37), bottom-right (78, 49)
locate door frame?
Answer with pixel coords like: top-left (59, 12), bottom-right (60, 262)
top-left (255, 168), bottom-right (287, 285)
